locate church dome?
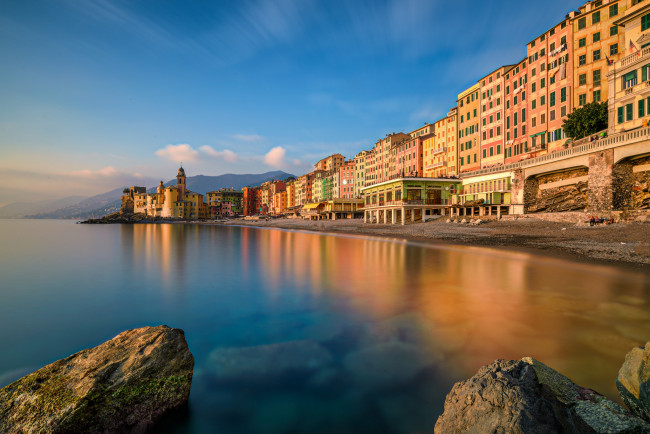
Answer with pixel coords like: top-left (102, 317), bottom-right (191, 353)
top-left (177, 166), bottom-right (185, 175)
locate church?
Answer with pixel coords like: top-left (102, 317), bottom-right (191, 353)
top-left (125, 166), bottom-right (208, 219)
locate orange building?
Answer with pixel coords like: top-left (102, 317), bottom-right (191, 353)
top-left (480, 65), bottom-right (514, 168)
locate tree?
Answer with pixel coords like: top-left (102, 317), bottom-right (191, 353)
top-left (562, 100), bottom-right (608, 141)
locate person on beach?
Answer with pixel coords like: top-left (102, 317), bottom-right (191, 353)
top-left (590, 216), bottom-right (595, 226)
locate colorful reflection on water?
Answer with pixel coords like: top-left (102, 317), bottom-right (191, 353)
top-left (0, 220), bottom-right (648, 433)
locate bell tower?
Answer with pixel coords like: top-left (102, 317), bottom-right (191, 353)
top-left (176, 165), bottom-right (186, 200)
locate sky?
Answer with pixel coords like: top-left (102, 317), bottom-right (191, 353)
top-left (0, 0), bottom-right (585, 205)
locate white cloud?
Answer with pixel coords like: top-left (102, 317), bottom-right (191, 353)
top-left (154, 144), bottom-right (199, 163)
top-left (199, 145), bottom-right (238, 162)
top-left (69, 166), bottom-right (118, 177)
top-left (263, 146), bottom-right (287, 168)
top-left (232, 134), bottom-right (264, 142)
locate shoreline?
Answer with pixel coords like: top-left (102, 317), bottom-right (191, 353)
top-left (211, 217), bottom-right (650, 272)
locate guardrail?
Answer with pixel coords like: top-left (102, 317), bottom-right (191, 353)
top-left (459, 126), bottom-right (650, 178)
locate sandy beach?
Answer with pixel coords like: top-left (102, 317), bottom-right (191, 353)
top-left (216, 217), bottom-right (650, 272)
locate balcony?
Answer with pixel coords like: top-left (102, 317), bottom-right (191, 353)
top-left (621, 46), bottom-right (650, 67)
top-left (431, 147), bottom-right (447, 156)
top-left (425, 161), bottom-right (445, 170)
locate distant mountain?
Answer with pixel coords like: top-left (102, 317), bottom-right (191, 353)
top-left (0, 196), bottom-right (85, 219)
top-left (25, 171), bottom-right (295, 220)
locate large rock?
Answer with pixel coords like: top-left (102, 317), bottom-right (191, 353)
top-left (617, 342), bottom-right (650, 422)
top-left (0, 325), bottom-right (194, 433)
top-left (434, 358), bottom-right (649, 433)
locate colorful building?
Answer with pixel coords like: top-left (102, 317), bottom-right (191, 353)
top-left (504, 58), bottom-right (530, 164)
top-left (361, 177), bottom-right (461, 225)
top-left (457, 84), bottom-right (481, 173)
top-left (427, 108), bottom-right (458, 177)
top-left (339, 160), bottom-right (356, 198)
top-left (366, 133), bottom-right (410, 186)
top-left (206, 188), bottom-right (243, 217)
top-left (314, 153), bottom-right (345, 172)
top-left (480, 66), bottom-right (514, 168)
top-left (608, 2), bottom-right (650, 132)
top-left (572, 0), bottom-right (627, 112)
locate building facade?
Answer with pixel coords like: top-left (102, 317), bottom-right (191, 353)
top-left (457, 84), bottom-right (482, 173)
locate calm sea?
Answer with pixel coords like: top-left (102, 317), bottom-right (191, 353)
top-left (0, 219), bottom-right (648, 433)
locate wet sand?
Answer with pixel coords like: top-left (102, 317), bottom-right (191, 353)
top-left (214, 217), bottom-right (650, 272)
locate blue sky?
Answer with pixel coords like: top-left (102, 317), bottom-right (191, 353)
top-left (0, 0), bottom-right (584, 204)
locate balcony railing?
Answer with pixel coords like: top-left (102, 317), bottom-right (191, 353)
top-left (621, 46), bottom-right (650, 67)
top-left (431, 147), bottom-right (447, 155)
top-left (365, 199), bottom-right (449, 208)
top-left (460, 125), bottom-right (650, 179)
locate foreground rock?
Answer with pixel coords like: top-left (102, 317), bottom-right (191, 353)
top-left (435, 358), bottom-right (649, 433)
top-left (617, 342), bottom-right (650, 422)
top-left (0, 325), bottom-right (194, 433)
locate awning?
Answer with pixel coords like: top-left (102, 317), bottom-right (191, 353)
top-left (529, 131), bottom-right (546, 137)
top-left (303, 203), bottom-right (324, 210)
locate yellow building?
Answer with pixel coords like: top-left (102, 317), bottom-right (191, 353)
top-left (121, 166), bottom-right (207, 219)
top-left (572, 0), bottom-right (628, 109)
top-left (427, 108), bottom-right (458, 177)
top-left (608, 2), bottom-right (650, 132)
top-left (457, 84), bottom-right (481, 173)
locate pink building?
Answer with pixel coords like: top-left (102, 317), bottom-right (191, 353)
top-left (339, 160), bottom-right (356, 198)
top-left (527, 16), bottom-right (573, 157)
top-left (479, 65), bottom-right (514, 168)
top-left (504, 58), bottom-right (529, 165)
top-left (391, 135), bottom-right (423, 179)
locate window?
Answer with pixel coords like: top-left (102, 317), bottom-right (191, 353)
top-left (541, 113), bottom-right (546, 124)
top-left (579, 94), bottom-right (586, 106)
top-left (483, 149), bottom-right (487, 158)
top-left (579, 74), bottom-right (587, 85)
top-left (522, 91), bottom-right (526, 101)
top-left (532, 68), bottom-right (536, 77)
top-left (643, 64), bottom-right (650, 81)
top-left (639, 99), bottom-right (645, 118)
top-left (532, 82), bottom-right (537, 92)
top-left (541, 95), bottom-right (546, 106)
top-left (610, 3), bottom-right (618, 17)
top-left (593, 32), bottom-right (600, 43)
top-left (522, 108), bottom-right (526, 121)
top-left (611, 43), bottom-right (619, 56)
top-left (550, 76), bottom-right (556, 85)
top-left (514, 113), bottom-right (518, 126)
top-left (506, 86), bottom-right (510, 94)
top-left (624, 71), bottom-right (638, 89)
top-left (561, 36), bottom-right (567, 46)
top-left (593, 69), bottom-right (601, 86)
top-left (579, 37), bottom-right (586, 48)
top-left (550, 110), bottom-right (556, 121)
top-left (561, 87), bottom-right (567, 103)
top-left (490, 147), bottom-right (494, 156)
top-left (550, 92), bottom-right (556, 107)
top-left (561, 106), bottom-right (567, 117)
top-left (578, 17), bottom-right (586, 30)
top-left (514, 96), bottom-right (517, 105)
top-left (532, 117), bottom-right (537, 127)
top-left (497, 126), bottom-right (501, 136)
top-left (506, 100), bottom-right (510, 109)
top-left (507, 116), bottom-right (510, 129)
top-left (593, 50), bottom-right (601, 62)
top-left (579, 55), bottom-right (586, 66)
top-left (618, 106), bottom-right (624, 124)
top-left (541, 78), bottom-right (545, 88)
top-left (497, 84), bottom-right (501, 92)
top-left (626, 103), bottom-right (633, 121)
top-left (532, 99), bottom-right (537, 109)
top-left (642, 13), bottom-right (650, 31)
top-left (497, 145), bottom-right (501, 154)
top-left (540, 48), bottom-right (546, 57)
top-left (610, 26), bottom-right (618, 36)
top-left (592, 11), bottom-right (600, 24)
top-left (550, 42), bottom-right (556, 52)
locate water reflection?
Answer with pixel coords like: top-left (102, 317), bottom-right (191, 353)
top-left (108, 223), bottom-right (649, 433)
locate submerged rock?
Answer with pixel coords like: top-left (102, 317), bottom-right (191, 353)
top-left (617, 342), bottom-right (650, 422)
top-left (208, 339), bottom-right (332, 382)
top-left (0, 325), bottom-right (194, 433)
top-left (434, 358), bottom-right (649, 433)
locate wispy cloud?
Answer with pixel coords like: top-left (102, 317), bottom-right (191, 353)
top-left (155, 144), bottom-right (199, 163)
top-left (68, 166), bottom-right (118, 177)
top-left (232, 134), bottom-right (264, 142)
top-left (199, 145), bottom-right (238, 162)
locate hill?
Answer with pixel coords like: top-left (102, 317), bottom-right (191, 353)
top-left (25, 171), bottom-right (295, 219)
